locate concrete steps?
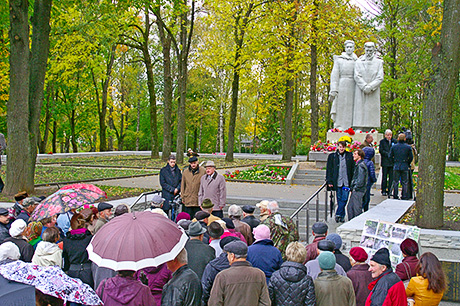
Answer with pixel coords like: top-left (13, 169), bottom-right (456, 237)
top-left (292, 169), bottom-right (326, 185)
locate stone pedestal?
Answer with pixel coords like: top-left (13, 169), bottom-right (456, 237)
top-left (326, 131), bottom-right (383, 144)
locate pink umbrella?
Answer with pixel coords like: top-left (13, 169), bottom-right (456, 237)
top-left (87, 211), bottom-right (188, 271)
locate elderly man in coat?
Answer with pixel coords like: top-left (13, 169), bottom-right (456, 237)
top-left (198, 161), bottom-right (227, 219)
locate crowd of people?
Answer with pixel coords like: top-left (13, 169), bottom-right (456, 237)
top-left (0, 152), bottom-right (447, 306)
top-left (327, 130), bottom-right (415, 223)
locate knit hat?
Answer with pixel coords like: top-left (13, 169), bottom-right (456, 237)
top-left (400, 238), bottom-right (418, 256)
top-left (176, 212), bottom-right (191, 222)
top-left (318, 251), bottom-right (336, 270)
top-left (201, 199), bottom-right (214, 209)
top-left (326, 233), bottom-right (342, 250)
top-left (0, 241), bottom-right (20, 261)
top-left (371, 248), bottom-right (392, 268)
top-left (349, 247), bottom-right (368, 262)
top-left (9, 219), bottom-right (27, 237)
top-left (208, 221), bottom-right (224, 239)
top-left (253, 224), bottom-right (271, 241)
top-left (312, 222), bottom-right (328, 235)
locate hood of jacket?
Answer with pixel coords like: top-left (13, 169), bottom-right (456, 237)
top-left (104, 275), bottom-right (145, 304)
top-left (363, 146), bottom-right (375, 160)
top-left (209, 252), bottom-right (230, 272)
top-left (279, 261), bottom-right (308, 283)
top-left (35, 241), bottom-right (61, 256)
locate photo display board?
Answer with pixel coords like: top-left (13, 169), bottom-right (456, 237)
top-left (360, 219), bottom-right (420, 269)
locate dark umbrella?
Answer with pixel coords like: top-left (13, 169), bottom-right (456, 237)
top-left (0, 274), bottom-right (35, 306)
top-left (87, 211), bottom-right (188, 271)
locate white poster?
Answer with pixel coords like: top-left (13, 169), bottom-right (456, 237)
top-left (360, 219), bottom-right (420, 268)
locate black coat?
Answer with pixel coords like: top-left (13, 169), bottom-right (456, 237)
top-left (62, 229), bottom-right (93, 287)
top-left (335, 249), bottom-right (352, 272)
top-left (390, 141), bottom-right (413, 171)
top-left (185, 239), bottom-right (215, 280)
top-left (379, 138), bottom-right (396, 167)
top-left (3, 237), bottom-right (34, 262)
top-left (161, 265), bottom-right (202, 306)
top-left (201, 252), bottom-right (230, 306)
top-left (160, 164), bottom-right (182, 209)
top-left (268, 261), bottom-right (316, 306)
top-left (16, 210), bottom-right (31, 224)
top-left (0, 222), bottom-right (10, 244)
top-left (326, 151), bottom-right (354, 191)
top-left (241, 215), bottom-right (260, 231)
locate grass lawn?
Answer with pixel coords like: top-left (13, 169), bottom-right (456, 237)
top-left (400, 205), bottom-right (460, 230)
top-left (38, 155), bottom-right (279, 169)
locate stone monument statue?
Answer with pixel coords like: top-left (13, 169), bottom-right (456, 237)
top-left (329, 40), bottom-right (358, 130)
top-left (353, 42), bottom-right (384, 130)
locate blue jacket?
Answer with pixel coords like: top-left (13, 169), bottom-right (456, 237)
top-left (363, 147), bottom-right (377, 186)
top-left (247, 239), bottom-right (283, 283)
top-left (201, 252), bottom-right (230, 305)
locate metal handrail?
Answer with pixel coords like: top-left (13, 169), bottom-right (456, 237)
top-left (290, 182), bottom-right (330, 244)
top-left (129, 190), bottom-right (161, 210)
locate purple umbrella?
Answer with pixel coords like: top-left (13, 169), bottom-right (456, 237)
top-left (0, 261), bottom-right (102, 305)
top-left (87, 211), bottom-right (188, 271)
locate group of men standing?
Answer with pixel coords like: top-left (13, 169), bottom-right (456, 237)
top-left (327, 131), bottom-right (414, 222)
top-left (159, 155), bottom-right (227, 220)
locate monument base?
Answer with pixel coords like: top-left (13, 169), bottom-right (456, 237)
top-left (326, 131), bottom-right (383, 144)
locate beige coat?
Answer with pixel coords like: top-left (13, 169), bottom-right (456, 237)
top-left (181, 166), bottom-right (206, 207)
top-left (32, 241), bottom-right (62, 268)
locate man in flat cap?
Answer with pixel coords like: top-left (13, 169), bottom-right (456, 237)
top-left (305, 222), bottom-right (328, 262)
top-left (241, 205), bottom-right (260, 231)
top-left (93, 202), bottom-right (113, 234)
top-left (366, 248), bottom-right (407, 306)
top-left (209, 241), bottom-right (270, 306)
top-left (198, 161), bottom-right (227, 219)
top-left (185, 222), bottom-right (215, 280)
top-left (160, 154), bottom-right (182, 218)
top-left (0, 207), bottom-right (12, 243)
top-left (181, 156), bottom-right (206, 219)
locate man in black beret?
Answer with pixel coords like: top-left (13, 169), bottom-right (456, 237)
top-left (93, 202), bottom-right (113, 234)
top-left (305, 239), bottom-right (347, 280)
top-left (181, 155), bottom-right (205, 219)
top-left (305, 222), bottom-right (328, 262)
top-left (0, 207), bottom-right (11, 243)
top-left (241, 205), bottom-right (260, 231)
top-left (209, 241), bottom-right (270, 306)
top-left (367, 248), bottom-right (407, 306)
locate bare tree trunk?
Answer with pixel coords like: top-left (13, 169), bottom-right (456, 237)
top-left (218, 101), bottom-right (224, 153)
top-left (52, 120), bottom-right (57, 153)
top-left (136, 99), bottom-right (140, 151)
top-left (6, 0), bottom-right (31, 195)
top-left (416, 0), bottom-right (460, 228)
top-left (309, 0), bottom-right (319, 146)
top-left (70, 109), bottom-right (78, 153)
top-left (39, 91), bottom-right (51, 154)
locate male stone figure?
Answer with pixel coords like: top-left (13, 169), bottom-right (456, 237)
top-left (353, 42), bottom-right (384, 130)
top-left (329, 40), bottom-right (358, 130)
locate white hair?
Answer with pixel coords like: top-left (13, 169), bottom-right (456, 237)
top-left (385, 129), bottom-right (393, 136)
top-left (147, 208), bottom-right (168, 218)
top-left (268, 201), bottom-right (279, 213)
top-left (228, 205), bottom-right (242, 217)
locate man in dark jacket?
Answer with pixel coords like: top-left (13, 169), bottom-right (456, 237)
top-left (347, 247), bottom-right (373, 306)
top-left (326, 233), bottom-right (351, 272)
top-left (12, 191), bottom-right (28, 218)
top-left (241, 205), bottom-right (260, 231)
top-left (184, 222), bottom-right (215, 280)
top-left (201, 236), bottom-right (239, 306)
top-left (162, 248), bottom-right (202, 306)
top-left (0, 208), bottom-right (11, 243)
top-left (268, 241), bottom-right (316, 306)
top-left (347, 149), bottom-right (368, 220)
top-left (326, 141), bottom-right (354, 223)
top-left (365, 248), bottom-right (407, 306)
top-left (209, 241), bottom-right (270, 306)
top-left (160, 154), bottom-right (182, 217)
top-left (16, 198), bottom-right (38, 225)
top-left (390, 133), bottom-right (413, 200)
top-left (379, 130), bottom-right (396, 196)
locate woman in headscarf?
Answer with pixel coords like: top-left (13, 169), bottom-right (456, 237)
top-left (395, 238), bottom-right (419, 281)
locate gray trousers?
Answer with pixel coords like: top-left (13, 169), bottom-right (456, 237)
top-left (347, 190), bottom-right (365, 220)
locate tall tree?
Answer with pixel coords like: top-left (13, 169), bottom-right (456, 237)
top-left (416, 0), bottom-right (460, 228)
top-left (6, 0), bottom-right (52, 194)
